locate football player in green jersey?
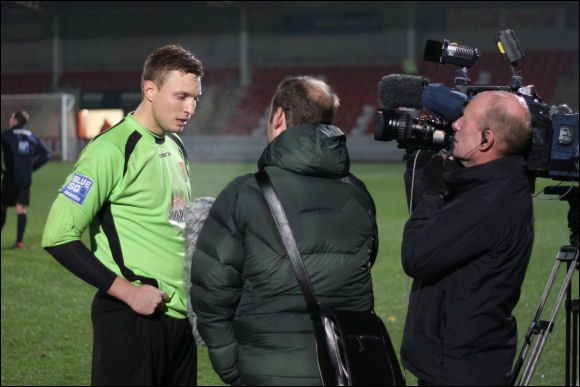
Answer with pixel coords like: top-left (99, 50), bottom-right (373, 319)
top-left (43, 44), bottom-right (203, 386)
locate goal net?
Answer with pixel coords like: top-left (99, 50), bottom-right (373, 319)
top-left (1, 93), bottom-right (77, 161)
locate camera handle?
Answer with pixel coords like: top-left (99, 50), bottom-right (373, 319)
top-left (511, 186), bottom-right (579, 386)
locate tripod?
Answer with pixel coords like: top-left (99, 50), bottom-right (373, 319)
top-left (511, 185), bottom-right (579, 386)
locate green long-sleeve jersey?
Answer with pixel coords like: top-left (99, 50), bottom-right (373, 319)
top-left (42, 113), bottom-right (191, 318)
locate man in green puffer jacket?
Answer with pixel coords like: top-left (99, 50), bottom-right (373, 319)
top-left (190, 76), bottom-right (379, 385)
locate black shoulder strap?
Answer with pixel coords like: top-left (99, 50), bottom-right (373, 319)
top-left (255, 169), bottom-right (321, 313)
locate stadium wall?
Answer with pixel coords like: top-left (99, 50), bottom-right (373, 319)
top-left (2, 3), bottom-right (578, 73)
top-left (182, 133), bottom-right (404, 162)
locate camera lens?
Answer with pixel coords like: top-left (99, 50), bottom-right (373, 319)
top-left (375, 109), bottom-right (452, 150)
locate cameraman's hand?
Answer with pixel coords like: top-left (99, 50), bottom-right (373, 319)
top-left (423, 154), bottom-right (448, 198)
top-left (405, 148), bottom-right (435, 171)
top-left (443, 154), bottom-right (463, 172)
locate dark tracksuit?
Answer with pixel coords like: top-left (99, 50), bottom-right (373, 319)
top-left (1, 125), bottom-right (50, 205)
top-left (1, 124), bottom-right (50, 242)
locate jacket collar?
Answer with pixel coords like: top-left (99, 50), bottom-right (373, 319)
top-left (445, 155), bottom-right (527, 191)
top-left (258, 124), bottom-right (350, 178)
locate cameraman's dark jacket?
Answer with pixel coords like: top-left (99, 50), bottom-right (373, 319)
top-left (401, 155), bottom-right (534, 386)
top-left (190, 124), bottom-right (378, 385)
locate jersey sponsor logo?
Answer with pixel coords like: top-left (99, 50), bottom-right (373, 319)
top-left (61, 173), bottom-right (94, 205)
top-left (169, 191), bottom-right (186, 227)
top-left (18, 141), bottom-right (30, 154)
top-left (159, 152), bottom-right (171, 158)
top-left (177, 162), bottom-right (188, 181)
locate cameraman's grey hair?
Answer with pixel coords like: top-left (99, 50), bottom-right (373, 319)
top-left (479, 91), bottom-right (532, 156)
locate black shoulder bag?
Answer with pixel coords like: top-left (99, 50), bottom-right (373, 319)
top-left (255, 169), bottom-right (405, 386)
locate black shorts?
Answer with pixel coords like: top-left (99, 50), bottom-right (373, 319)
top-left (91, 291), bottom-right (197, 386)
top-left (1, 182), bottom-right (30, 207)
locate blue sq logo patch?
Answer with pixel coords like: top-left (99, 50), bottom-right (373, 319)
top-left (61, 173), bottom-right (94, 205)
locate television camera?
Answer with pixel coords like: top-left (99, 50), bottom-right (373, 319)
top-left (374, 29), bottom-right (579, 182)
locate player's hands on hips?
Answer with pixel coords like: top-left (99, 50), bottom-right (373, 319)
top-left (107, 276), bottom-right (170, 315)
top-left (126, 284), bottom-right (170, 315)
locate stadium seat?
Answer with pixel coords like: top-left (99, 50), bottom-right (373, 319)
top-left (1, 50), bottom-right (575, 132)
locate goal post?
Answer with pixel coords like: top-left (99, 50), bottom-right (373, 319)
top-left (1, 93), bottom-right (77, 161)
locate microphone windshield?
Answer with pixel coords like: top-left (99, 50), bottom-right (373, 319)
top-left (378, 74), bottom-right (429, 111)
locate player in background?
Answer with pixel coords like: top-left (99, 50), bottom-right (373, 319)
top-left (1, 110), bottom-right (51, 248)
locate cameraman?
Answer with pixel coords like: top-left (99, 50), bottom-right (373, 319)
top-left (400, 91), bottom-right (534, 386)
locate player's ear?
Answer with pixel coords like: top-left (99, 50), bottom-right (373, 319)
top-left (143, 80), bottom-right (156, 102)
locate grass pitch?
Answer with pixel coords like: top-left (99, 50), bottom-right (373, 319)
top-left (1, 160), bottom-right (574, 386)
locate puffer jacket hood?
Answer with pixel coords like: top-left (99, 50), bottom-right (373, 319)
top-left (258, 124), bottom-right (350, 178)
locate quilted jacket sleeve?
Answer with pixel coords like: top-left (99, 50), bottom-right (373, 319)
top-left (190, 177), bottom-right (247, 385)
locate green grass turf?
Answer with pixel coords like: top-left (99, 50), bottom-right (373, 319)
top-left (1, 160), bottom-right (574, 386)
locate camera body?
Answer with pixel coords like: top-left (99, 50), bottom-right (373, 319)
top-left (375, 30), bottom-right (579, 182)
top-left (545, 112), bottom-right (579, 181)
top-left (523, 95), bottom-right (579, 181)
